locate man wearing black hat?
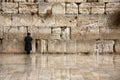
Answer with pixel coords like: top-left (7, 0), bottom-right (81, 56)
top-left (24, 33), bottom-right (33, 54)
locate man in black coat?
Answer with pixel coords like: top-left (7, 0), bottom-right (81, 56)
top-left (24, 33), bottom-right (33, 54)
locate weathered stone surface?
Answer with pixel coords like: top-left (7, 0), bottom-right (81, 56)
top-left (55, 15), bottom-right (77, 26)
top-left (12, 14), bottom-right (33, 26)
top-left (47, 0), bottom-right (65, 2)
top-left (48, 40), bottom-right (64, 53)
top-left (36, 27), bottom-right (51, 39)
top-left (0, 14), bottom-right (11, 26)
top-left (115, 40), bottom-right (120, 53)
top-left (52, 3), bottom-right (65, 14)
top-left (79, 3), bottom-right (91, 14)
top-left (51, 28), bottom-right (61, 39)
top-left (66, 40), bottom-right (76, 53)
top-left (7, 27), bottom-right (19, 39)
top-left (0, 26), bottom-right (4, 38)
top-left (0, 3), bottom-right (2, 13)
top-left (66, 3), bottom-right (78, 14)
top-left (106, 2), bottom-right (120, 14)
top-left (100, 28), bottom-right (120, 39)
top-left (32, 14), bottom-right (55, 26)
top-left (65, 0), bottom-right (86, 2)
top-left (91, 3), bottom-right (105, 14)
top-left (29, 27), bottom-right (52, 40)
top-left (71, 27), bottom-right (99, 40)
top-left (87, 0), bottom-right (98, 2)
top-left (39, 2), bottom-right (53, 14)
top-left (61, 27), bottom-right (70, 40)
top-left (77, 15), bottom-right (100, 27)
top-left (2, 2), bottom-right (18, 13)
top-left (76, 40), bottom-right (95, 53)
top-left (99, 0), bottom-right (120, 2)
top-left (19, 3), bottom-right (38, 14)
top-left (95, 40), bottom-right (115, 53)
top-left (14, 0), bottom-right (26, 2)
top-left (2, 39), bottom-right (25, 53)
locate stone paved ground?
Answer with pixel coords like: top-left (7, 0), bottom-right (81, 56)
top-left (0, 53), bottom-right (120, 80)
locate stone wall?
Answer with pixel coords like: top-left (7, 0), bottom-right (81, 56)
top-left (0, 0), bottom-right (120, 53)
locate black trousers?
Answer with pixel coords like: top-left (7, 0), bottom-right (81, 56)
top-left (26, 51), bottom-right (30, 55)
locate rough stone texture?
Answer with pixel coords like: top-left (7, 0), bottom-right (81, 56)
top-left (2, 40), bottom-right (25, 53)
top-left (66, 3), bottom-right (78, 14)
top-left (52, 3), bottom-right (65, 14)
top-left (99, 0), bottom-right (120, 2)
top-left (79, 3), bottom-right (91, 14)
top-left (65, 0), bottom-right (86, 2)
top-left (2, 2), bottom-right (18, 13)
top-left (0, 14), bottom-right (11, 26)
top-left (39, 2), bottom-right (53, 14)
top-left (91, 3), bottom-right (105, 14)
top-left (106, 2), bottom-right (120, 14)
top-left (0, 0), bottom-right (119, 54)
top-left (12, 14), bottom-right (33, 26)
top-left (19, 3), bottom-right (38, 14)
top-left (55, 15), bottom-right (77, 27)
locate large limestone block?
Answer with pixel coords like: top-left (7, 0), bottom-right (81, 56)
top-left (6, 26), bottom-right (26, 40)
top-left (55, 15), bottom-right (77, 26)
top-left (61, 27), bottom-right (70, 40)
top-left (115, 40), bottom-right (120, 53)
top-left (91, 3), bottom-right (105, 14)
top-left (7, 27), bottom-right (19, 39)
top-left (39, 2), bottom-right (53, 14)
top-left (18, 26), bottom-right (27, 40)
top-left (36, 39), bottom-right (48, 53)
top-left (79, 3), bottom-right (91, 14)
top-left (51, 28), bottom-right (61, 39)
top-left (28, 27), bottom-right (51, 39)
top-left (66, 40), bottom-right (76, 53)
top-left (100, 28), bottom-right (120, 39)
top-left (66, 3), bottom-right (78, 14)
top-left (52, 3), bottom-right (65, 14)
top-left (32, 14), bottom-right (55, 26)
top-left (51, 27), bottom-right (70, 40)
top-left (77, 15), bottom-right (100, 27)
top-left (19, 3), bottom-right (38, 14)
top-left (40, 40), bottom-right (48, 53)
top-left (0, 3), bottom-right (2, 12)
top-left (2, 2), bottom-right (18, 13)
top-left (76, 40), bottom-right (95, 53)
top-left (71, 26), bottom-right (99, 40)
top-left (0, 14), bottom-right (11, 26)
top-left (0, 26), bottom-right (4, 38)
top-left (106, 2), bottom-right (120, 14)
top-left (87, 0), bottom-right (98, 2)
top-left (48, 40), bottom-right (66, 53)
top-left (14, 0), bottom-right (26, 2)
top-left (95, 40), bottom-right (115, 53)
top-left (2, 39), bottom-right (25, 53)
top-left (47, 0), bottom-right (65, 2)
top-left (12, 14), bottom-right (33, 26)
top-left (99, 0), bottom-right (120, 2)
top-left (65, 0), bottom-right (86, 2)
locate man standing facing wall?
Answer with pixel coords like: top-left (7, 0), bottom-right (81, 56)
top-left (24, 33), bottom-right (33, 54)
